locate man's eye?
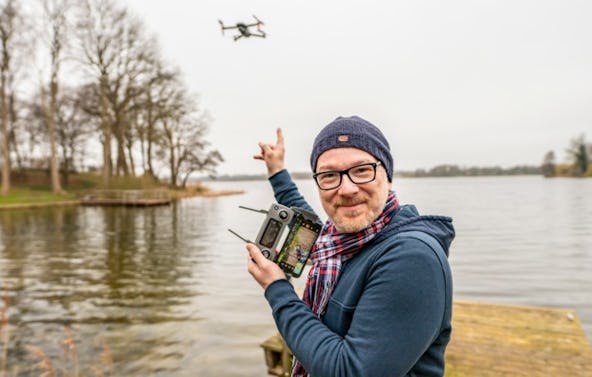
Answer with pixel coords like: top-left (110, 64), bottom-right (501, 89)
top-left (351, 165), bottom-right (372, 175)
top-left (319, 172), bottom-right (338, 181)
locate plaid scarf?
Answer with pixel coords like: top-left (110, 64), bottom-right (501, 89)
top-left (291, 191), bottom-right (399, 377)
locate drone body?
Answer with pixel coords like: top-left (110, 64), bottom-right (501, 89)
top-left (218, 15), bottom-right (266, 41)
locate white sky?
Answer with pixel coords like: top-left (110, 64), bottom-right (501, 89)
top-left (123, 0), bottom-right (592, 175)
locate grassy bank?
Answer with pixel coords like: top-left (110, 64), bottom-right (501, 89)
top-left (0, 188), bottom-right (77, 206)
top-left (0, 171), bottom-right (243, 209)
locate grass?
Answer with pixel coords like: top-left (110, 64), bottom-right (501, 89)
top-left (0, 188), bottom-right (78, 205)
top-left (0, 171), bottom-right (96, 207)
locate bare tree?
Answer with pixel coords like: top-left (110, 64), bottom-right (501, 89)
top-left (155, 83), bottom-right (186, 186)
top-left (541, 150), bottom-right (556, 178)
top-left (0, 0), bottom-right (19, 194)
top-left (76, 0), bottom-right (120, 186)
top-left (178, 136), bottom-right (223, 188)
top-left (7, 90), bottom-right (27, 170)
top-left (1, 1), bottom-right (33, 191)
top-left (76, 0), bottom-right (157, 185)
top-left (130, 64), bottom-right (178, 178)
top-left (24, 82), bottom-right (97, 185)
top-left (151, 80), bottom-right (222, 187)
top-left (55, 85), bottom-right (98, 185)
top-left (39, 0), bottom-right (73, 193)
top-left (566, 134), bottom-right (590, 177)
top-left (19, 99), bottom-right (47, 169)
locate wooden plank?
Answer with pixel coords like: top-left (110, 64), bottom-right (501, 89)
top-left (261, 300), bottom-right (592, 376)
top-left (80, 198), bottom-right (171, 206)
top-left (260, 333), bottom-right (292, 376)
top-left (80, 189), bottom-right (172, 206)
top-left (445, 300), bottom-right (592, 377)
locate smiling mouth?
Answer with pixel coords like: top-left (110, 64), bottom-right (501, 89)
top-left (338, 201), bottom-right (365, 210)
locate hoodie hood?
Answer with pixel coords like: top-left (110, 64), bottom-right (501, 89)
top-left (376, 204), bottom-right (455, 256)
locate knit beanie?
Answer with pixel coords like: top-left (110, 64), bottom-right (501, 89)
top-left (310, 116), bottom-right (394, 182)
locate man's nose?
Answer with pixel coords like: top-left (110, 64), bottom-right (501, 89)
top-left (338, 173), bottom-right (359, 194)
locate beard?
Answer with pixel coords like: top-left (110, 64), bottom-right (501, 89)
top-left (332, 200), bottom-right (383, 233)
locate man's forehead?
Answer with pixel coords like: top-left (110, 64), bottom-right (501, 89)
top-left (316, 148), bottom-right (375, 169)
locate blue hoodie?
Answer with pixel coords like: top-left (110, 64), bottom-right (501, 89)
top-left (264, 170), bottom-right (455, 377)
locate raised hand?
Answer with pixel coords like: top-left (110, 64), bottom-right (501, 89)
top-left (253, 128), bottom-right (285, 176)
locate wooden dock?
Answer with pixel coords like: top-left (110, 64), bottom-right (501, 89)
top-left (261, 300), bottom-right (592, 376)
top-left (80, 189), bottom-right (172, 206)
top-left (445, 300), bottom-right (592, 376)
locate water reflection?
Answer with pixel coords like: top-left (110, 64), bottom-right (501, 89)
top-left (0, 201), bottom-right (251, 376)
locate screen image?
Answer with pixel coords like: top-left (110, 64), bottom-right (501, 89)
top-left (259, 218), bottom-right (282, 248)
top-left (277, 225), bottom-right (318, 274)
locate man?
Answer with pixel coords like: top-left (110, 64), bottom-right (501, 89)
top-left (247, 115), bottom-right (455, 377)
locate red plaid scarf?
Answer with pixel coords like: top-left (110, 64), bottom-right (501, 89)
top-left (291, 191), bottom-right (399, 377)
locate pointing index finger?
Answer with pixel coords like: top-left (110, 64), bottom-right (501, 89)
top-left (276, 128), bottom-right (284, 147)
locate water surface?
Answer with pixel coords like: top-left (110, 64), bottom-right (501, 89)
top-left (0, 176), bottom-right (590, 376)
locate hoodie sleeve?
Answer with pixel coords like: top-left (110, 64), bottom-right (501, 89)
top-left (268, 169), bottom-right (316, 214)
top-left (264, 236), bottom-right (451, 377)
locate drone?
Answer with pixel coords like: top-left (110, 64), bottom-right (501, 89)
top-left (218, 15), bottom-right (266, 41)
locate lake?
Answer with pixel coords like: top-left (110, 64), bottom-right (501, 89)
top-left (0, 176), bottom-right (590, 376)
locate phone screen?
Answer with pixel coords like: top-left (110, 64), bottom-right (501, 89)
top-left (277, 223), bottom-right (319, 276)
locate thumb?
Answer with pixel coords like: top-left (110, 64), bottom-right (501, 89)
top-left (246, 243), bottom-right (269, 264)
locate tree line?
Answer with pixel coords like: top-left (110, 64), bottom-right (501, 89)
top-left (0, 0), bottom-right (223, 195)
top-left (400, 134), bottom-right (591, 178)
top-left (397, 164), bottom-right (541, 178)
top-left (359, 134), bottom-right (592, 179)
top-left (541, 134), bottom-right (592, 178)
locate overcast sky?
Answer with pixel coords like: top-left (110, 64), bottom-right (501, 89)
top-left (123, 0), bottom-right (592, 175)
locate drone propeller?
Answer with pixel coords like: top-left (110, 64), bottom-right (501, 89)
top-left (218, 19), bottom-right (225, 35)
top-left (252, 14), bottom-right (264, 29)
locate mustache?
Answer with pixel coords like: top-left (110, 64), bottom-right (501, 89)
top-left (336, 198), bottom-right (365, 207)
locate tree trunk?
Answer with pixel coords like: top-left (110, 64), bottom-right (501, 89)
top-left (61, 142), bottom-right (70, 188)
top-left (145, 104), bottom-right (155, 178)
top-left (100, 76), bottom-right (112, 187)
top-left (181, 170), bottom-right (193, 188)
top-left (169, 144), bottom-right (177, 187)
top-left (0, 74), bottom-right (10, 195)
top-left (147, 126), bottom-right (155, 178)
top-left (167, 125), bottom-right (177, 187)
top-left (47, 80), bottom-right (64, 194)
top-left (8, 93), bottom-right (21, 170)
top-left (127, 137), bottom-right (135, 177)
top-left (113, 113), bottom-right (129, 176)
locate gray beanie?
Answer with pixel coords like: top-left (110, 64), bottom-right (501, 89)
top-left (310, 115), bottom-right (394, 182)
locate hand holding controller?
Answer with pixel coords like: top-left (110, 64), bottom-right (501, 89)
top-left (228, 203), bottom-right (322, 278)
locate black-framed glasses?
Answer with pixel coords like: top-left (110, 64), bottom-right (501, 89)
top-left (313, 161), bottom-right (382, 190)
